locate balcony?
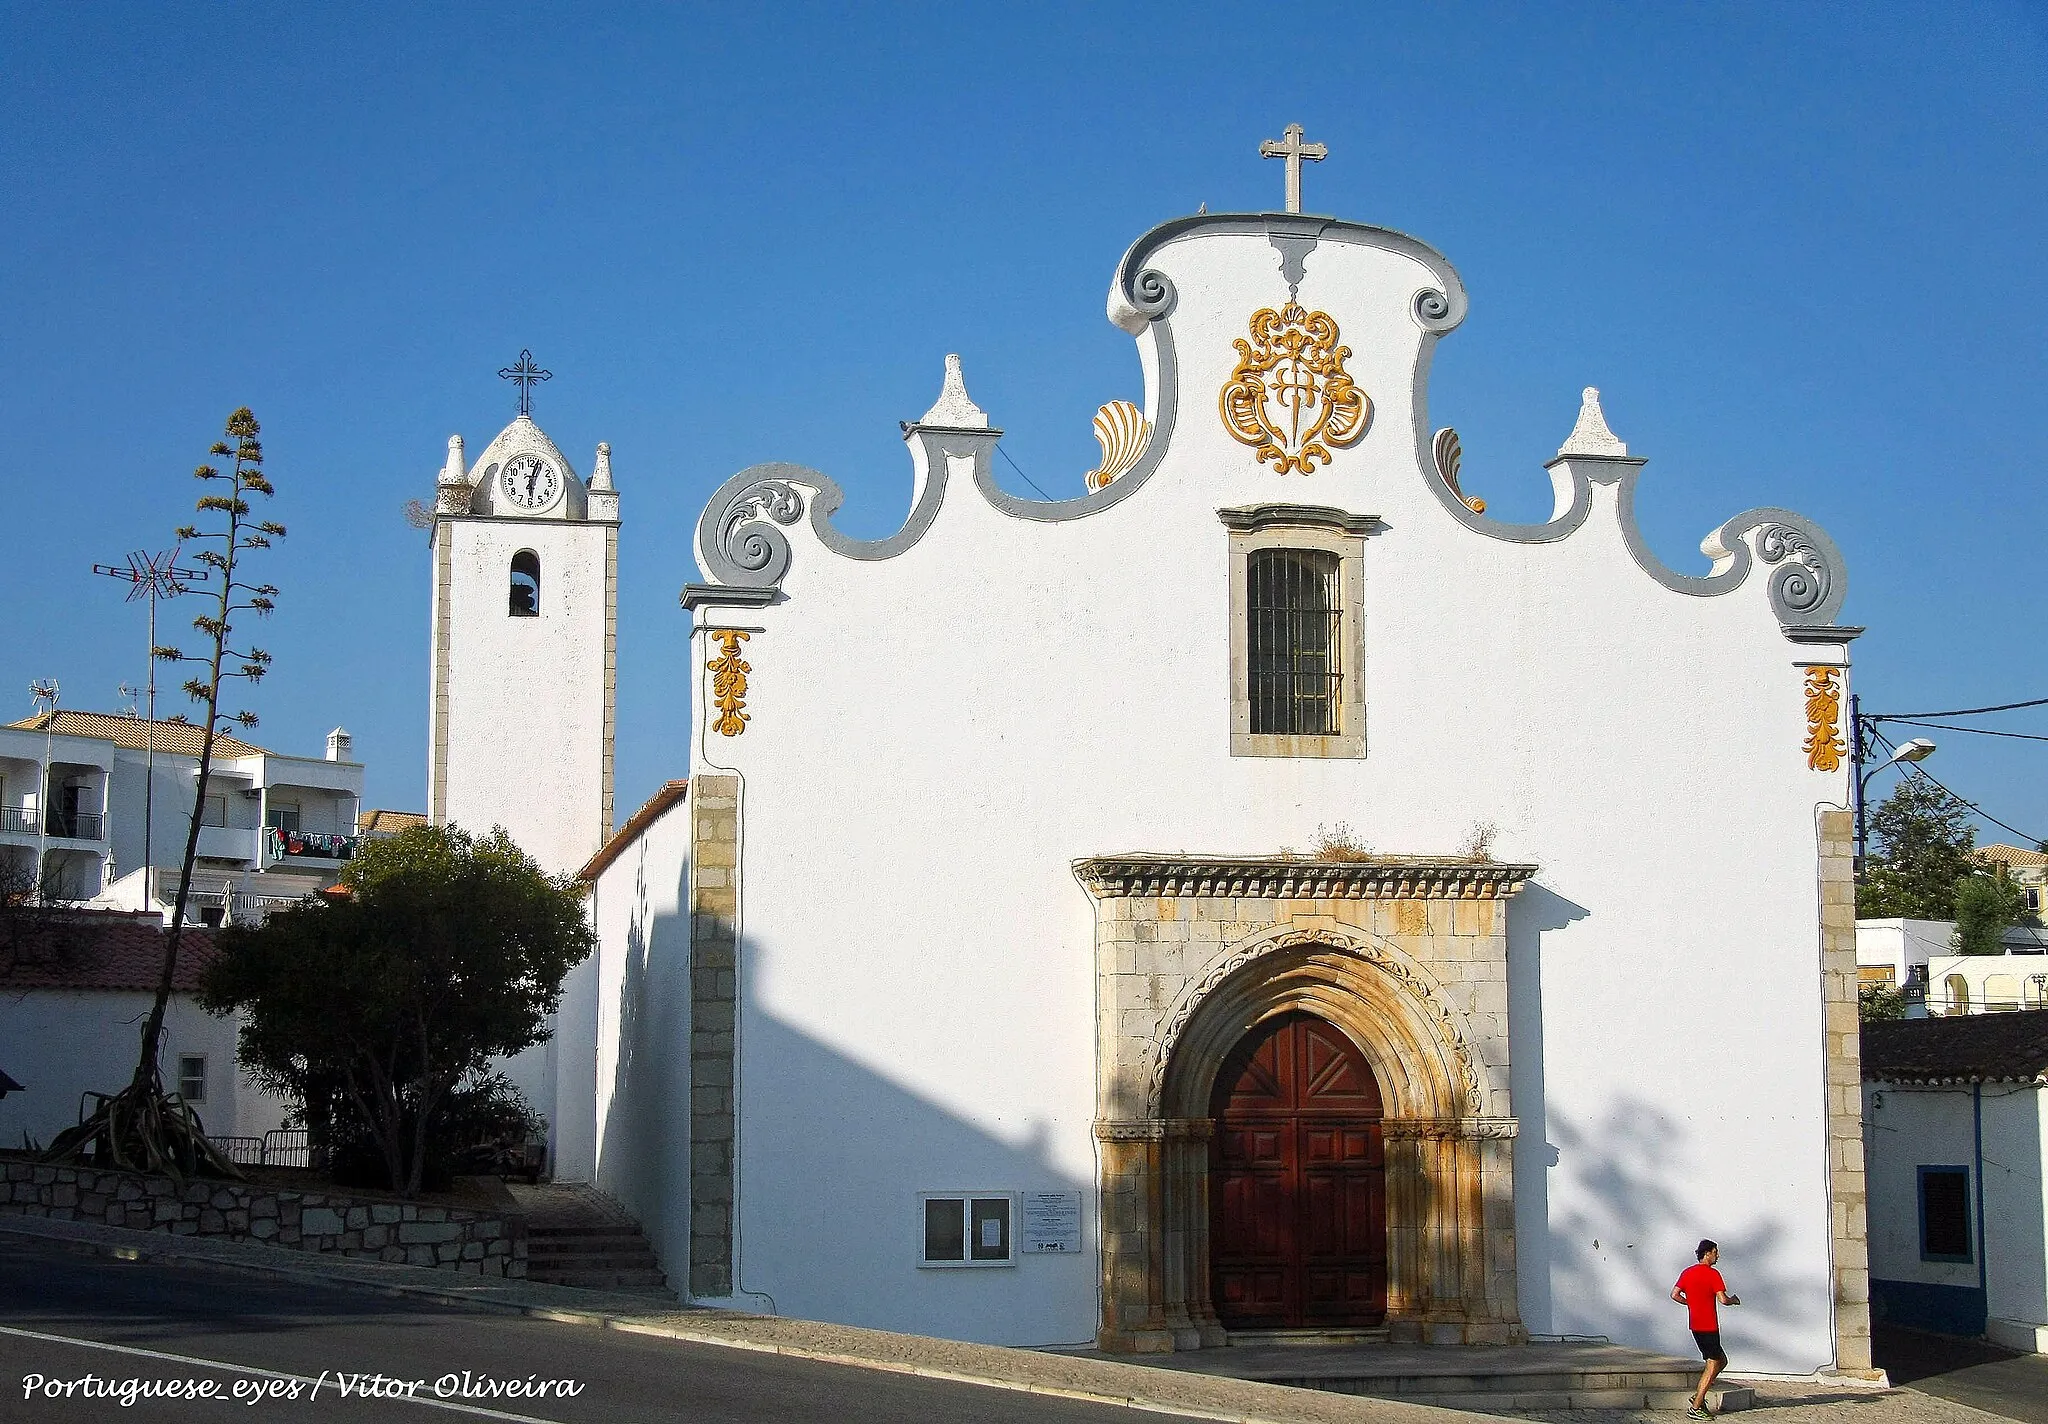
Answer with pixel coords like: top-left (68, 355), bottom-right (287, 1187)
top-left (195, 825), bottom-right (260, 863)
top-left (0, 807), bottom-right (34, 835)
top-left (263, 827), bottom-right (358, 864)
top-left (43, 811), bottom-right (106, 841)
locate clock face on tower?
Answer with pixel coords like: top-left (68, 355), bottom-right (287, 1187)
top-left (499, 454), bottom-right (561, 512)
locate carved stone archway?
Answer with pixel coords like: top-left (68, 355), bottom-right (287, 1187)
top-left (1077, 854), bottom-right (1533, 1352)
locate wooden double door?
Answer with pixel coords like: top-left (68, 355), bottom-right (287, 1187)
top-left (1209, 1011), bottom-right (1388, 1329)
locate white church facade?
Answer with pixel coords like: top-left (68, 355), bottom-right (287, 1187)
top-left (427, 157), bottom-right (1875, 1376)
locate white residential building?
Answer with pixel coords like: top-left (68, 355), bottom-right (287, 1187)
top-left (0, 710), bottom-right (365, 924)
top-left (1862, 1014), bottom-right (2048, 1353)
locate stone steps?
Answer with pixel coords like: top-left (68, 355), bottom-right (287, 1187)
top-left (1300, 1379), bottom-right (1753, 1412)
top-left (523, 1220), bottom-right (672, 1297)
top-left (1169, 1341), bottom-right (1753, 1414)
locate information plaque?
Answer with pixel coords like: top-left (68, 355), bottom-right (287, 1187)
top-left (1020, 1191), bottom-right (1083, 1254)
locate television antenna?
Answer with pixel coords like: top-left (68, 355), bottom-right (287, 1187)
top-left (92, 547), bottom-right (208, 895)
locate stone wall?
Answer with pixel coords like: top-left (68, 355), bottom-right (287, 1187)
top-left (0, 1160), bottom-right (525, 1277)
top-left (1818, 807), bottom-right (1876, 1375)
top-left (687, 770), bottom-right (740, 1298)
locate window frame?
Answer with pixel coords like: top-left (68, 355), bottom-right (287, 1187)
top-left (177, 1054), bottom-right (208, 1104)
top-left (917, 1191), bottom-right (1016, 1269)
top-left (1917, 1164), bottom-right (1972, 1264)
top-left (1222, 506), bottom-right (1376, 759)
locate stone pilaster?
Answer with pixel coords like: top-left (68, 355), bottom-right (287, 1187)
top-left (688, 773), bottom-right (740, 1298)
top-left (1819, 807), bottom-right (1877, 1375)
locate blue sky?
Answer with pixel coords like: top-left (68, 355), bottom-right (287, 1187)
top-left (4, 2), bottom-right (2044, 846)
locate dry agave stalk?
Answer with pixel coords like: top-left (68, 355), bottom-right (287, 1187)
top-left (45, 408), bottom-right (281, 1182)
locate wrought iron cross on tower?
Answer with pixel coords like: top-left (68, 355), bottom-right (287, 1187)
top-left (499, 349), bottom-right (552, 417)
top-left (1260, 123), bottom-right (1327, 215)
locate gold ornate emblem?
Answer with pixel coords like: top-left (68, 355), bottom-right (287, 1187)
top-left (1220, 303), bottom-right (1371, 474)
top-left (1804, 667), bottom-right (1845, 771)
top-left (708, 629), bottom-right (751, 737)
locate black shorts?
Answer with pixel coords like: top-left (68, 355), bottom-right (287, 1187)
top-left (1692, 1329), bottom-right (1727, 1365)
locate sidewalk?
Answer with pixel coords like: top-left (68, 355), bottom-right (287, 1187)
top-left (1, 1215), bottom-right (1474, 1424)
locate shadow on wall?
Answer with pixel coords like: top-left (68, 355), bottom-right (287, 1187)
top-left (1507, 883), bottom-right (1589, 1336)
top-left (596, 884), bottom-right (1094, 1346)
top-left (595, 848), bottom-right (687, 1249)
top-left (1547, 1096), bottom-right (1829, 1373)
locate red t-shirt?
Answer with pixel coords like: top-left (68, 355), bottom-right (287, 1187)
top-left (1676, 1263), bottom-right (1726, 1332)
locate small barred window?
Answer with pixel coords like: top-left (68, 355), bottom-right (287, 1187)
top-left (1247, 549), bottom-right (1341, 736)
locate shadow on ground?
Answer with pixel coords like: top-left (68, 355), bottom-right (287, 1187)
top-left (1874, 1323), bottom-right (2048, 1424)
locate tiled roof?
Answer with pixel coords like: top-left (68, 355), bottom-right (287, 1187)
top-left (1861, 1013), bottom-right (2048, 1084)
top-left (358, 809), bottom-right (427, 834)
top-left (578, 781), bottom-right (689, 883)
top-left (1976, 843), bottom-right (2048, 870)
top-left (3, 909), bottom-right (218, 993)
top-left (5, 711), bottom-right (267, 759)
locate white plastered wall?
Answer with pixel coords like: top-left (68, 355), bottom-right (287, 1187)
top-left (1863, 1081), bottom-right (2046, 1345)
top-left (0, 991), bottom-right (289, 1146)
top-left (588, 798), bottom-right (694, 1269)
top-left (671, 224), bottom-right (1848, 1366)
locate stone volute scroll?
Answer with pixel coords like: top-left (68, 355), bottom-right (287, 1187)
top-left (1420, 386), bottom-right (1855, 641)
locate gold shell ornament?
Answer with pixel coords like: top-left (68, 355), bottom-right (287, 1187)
top-left (1084, 400), bottom-right (1153, 492)
top-left (1220, 303), bottom-right (1371, 475)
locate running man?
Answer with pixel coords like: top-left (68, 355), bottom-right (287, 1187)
top-left (1671, 1239), bottom-right (1740, 1418)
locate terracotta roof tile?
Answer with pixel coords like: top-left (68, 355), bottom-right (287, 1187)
top-left (578, 781), bottom-right (689, 883)
top-left (1976, 843), bottom-right (2048, 870)
top-left (5, 710), bottom-right (266, 759)
top-left (358, 809), bottom-right (427, 834)
top-left (1861, 1013), bottom-right (2048, 1084)
top-left (4, 909), bottom-right (219, 993)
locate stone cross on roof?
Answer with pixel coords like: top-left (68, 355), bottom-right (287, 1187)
top-left (1260, 123), bottom-right (1327, 215)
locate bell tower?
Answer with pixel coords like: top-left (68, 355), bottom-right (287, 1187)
top-left (426, 354), bottom-right (618, 876)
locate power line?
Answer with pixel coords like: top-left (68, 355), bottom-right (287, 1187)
top-left (1869, 695), bottom-right (2048, 721)
top-left (1884, 718), bottom-right (2048, 744)
top-left (1869, 726), bottom-right (2048, 847)
top-left (996, 444), bottom-right (1054, 502)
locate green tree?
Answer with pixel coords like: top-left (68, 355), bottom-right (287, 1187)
top-left (1858, 779), bottom-right (1977, 919)
top-left (46, 409), bottom-right (280, 1179)
top-left (1857, 981), bottom-right (1906, 1021)
top-left (199, 825), bottom-right (594, 1196)
top-left (1951, 872), bottom-right (2025, 956)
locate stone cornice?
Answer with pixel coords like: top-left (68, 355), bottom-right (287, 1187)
top-left (1073, 854), bottom-right (1538, 901)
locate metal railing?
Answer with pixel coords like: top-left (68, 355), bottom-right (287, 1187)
top-left (1247, 548), bottom-right (1343, 736)
top-left (0, 807), bottom-right (34, 834)
top-left (208, 1128), bottom-right (313, 1169)
top-left (44, 811), bottom-right (106, 840)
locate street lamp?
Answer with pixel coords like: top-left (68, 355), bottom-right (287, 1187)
top-left (1854, 735), bottom-right (1935, 877)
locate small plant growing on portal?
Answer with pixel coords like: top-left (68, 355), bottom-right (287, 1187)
top-left (1311, 823), bottom-right (1374, 863)
top-left (45, 408), bottom-right (282, 1180)
top-left (1460, 820), bottom-right (1498, 862)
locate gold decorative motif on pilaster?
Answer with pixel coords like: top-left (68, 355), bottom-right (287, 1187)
top-left (1804, 666), bottom-right (1845, 771)
top-left (1221, 303), bottom-right (1371, 474)
top-left (707, 630), bottom-right (751, 737)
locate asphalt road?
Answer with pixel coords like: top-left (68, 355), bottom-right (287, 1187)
top-left (1874, 1324), bottom-right (2048, 1424)
top-left (0, 1237), bottom-right (1182, 1423)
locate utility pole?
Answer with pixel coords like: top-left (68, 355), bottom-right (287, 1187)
top-left (29, 681), bottom-right (58, 901)
top-left (92, 547), bottom-right (206, 909)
